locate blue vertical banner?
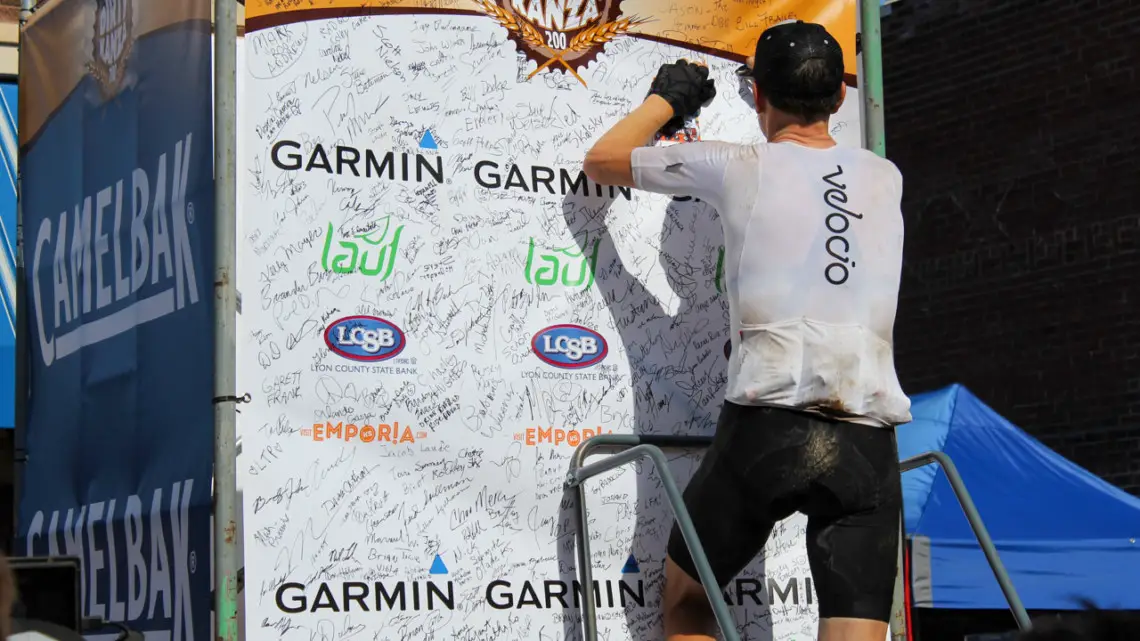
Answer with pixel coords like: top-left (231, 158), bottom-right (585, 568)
top-left (0, 81), bottom-right (16, 430)
top-left (17, 1), bottom-right (214, 640)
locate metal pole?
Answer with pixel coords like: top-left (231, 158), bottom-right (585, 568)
top-left (571, 483), bottom-right (598, 641)
top-left (890, 516), bottom-right (907, 641)
top-left (899, 452), bottom-right (1031, 631)
top-left (856, 1), bottom-right (897, 636)
top-left (212, 0), bottom-right (240, 638)
top-left (568, 434), bottom-right (713, 641)
top-left (568, 444), bottom-right (740, 641)
top-left (859, 0), bottom-right (886, 157)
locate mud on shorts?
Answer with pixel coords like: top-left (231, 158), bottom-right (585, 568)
top-left (666, 401), bottom-right (902, 622)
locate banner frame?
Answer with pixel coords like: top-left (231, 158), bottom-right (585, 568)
top-left (213, 0), bottom-right (241, 638)
top-left (853, 1), bottom-right (907, 638)
top-left (234, 2), bottom-right (886, 639)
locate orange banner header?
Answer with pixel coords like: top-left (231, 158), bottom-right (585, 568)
top-left (244, 0), bottom-right (858, 77)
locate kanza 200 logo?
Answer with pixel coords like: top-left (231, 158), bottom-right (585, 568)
top-left (477, 0), bottom-right (645, 88)
top-left (532, 324), bottom-right (608, 369)
top-left (325, 316), bottom-right (406, 362)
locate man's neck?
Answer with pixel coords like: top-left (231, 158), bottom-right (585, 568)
top-left (765, 118), bottom-right (836, 149)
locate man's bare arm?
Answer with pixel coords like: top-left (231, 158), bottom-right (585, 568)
top-left (582, 95), bottom-right (674, 188)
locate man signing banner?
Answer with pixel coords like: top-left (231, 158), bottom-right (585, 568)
top-left (583, 20), bottom-right (911, 641)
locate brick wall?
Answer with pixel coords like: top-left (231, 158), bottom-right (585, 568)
top-left (882, 0), bottom-right (1140, 491)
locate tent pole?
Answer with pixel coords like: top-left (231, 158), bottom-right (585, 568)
top-left (856, 0), bottom-right (902, 638)
top-left (212, 0), bottom-right (240, 638)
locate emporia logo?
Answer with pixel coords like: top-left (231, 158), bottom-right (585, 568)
top-left (517, 425), bottom-right (612, 446)
top-left (532, 324), bottom-right (608, 368)
top-left (325, 315), bottom-right (406, 362)
top-left (276, 554), bottom-right (453, 613)
top-left (301, 420), bottom-right (425, 444)
top-left (476, 0), bottom-right (646, 87)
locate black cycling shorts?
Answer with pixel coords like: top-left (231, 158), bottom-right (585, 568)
top-left (666, 401), bottom-right (902, 622)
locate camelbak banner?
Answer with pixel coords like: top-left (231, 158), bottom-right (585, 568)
top-left (238, 1), bottom-right (862, 639)
top-left (18, 1), bottom-right (215, 639)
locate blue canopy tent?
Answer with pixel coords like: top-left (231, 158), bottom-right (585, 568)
top-left (898, 384), bottom-right (1140, 611)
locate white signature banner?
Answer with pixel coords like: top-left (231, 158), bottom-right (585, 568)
top-left (237, 4), bottom-right (864, 640)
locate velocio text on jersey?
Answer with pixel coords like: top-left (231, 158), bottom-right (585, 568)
top-left (473, 160), bottom-right (631, 200)
top-left (270, 140), bottom-right (443, 184)
top-left (821, 165), bottom-right (861, 285)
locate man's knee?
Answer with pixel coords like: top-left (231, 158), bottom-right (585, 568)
top-left (818, 617), bottom-right (890, 641)
top-left (663, 555), bottom-right (718, 638)
top-left (663, 555), bottom-right (711, 607)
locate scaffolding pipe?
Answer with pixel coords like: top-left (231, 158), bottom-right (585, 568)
top-left (860, 0), bottom-right (887, 157)
top-left (567, 440), bottom-right (738, 641)
top-left (212, 0), bottom-right (240, 638)
top-left (900, 452), bottom-right (1031, 631)
top-left (853, 0), bottom-right (902, 635)
top-left (569, 435), bottom-right (711, 641)
top-left (568, 435), bottom-right (1030, 638)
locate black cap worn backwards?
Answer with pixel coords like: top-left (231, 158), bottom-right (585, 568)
top-left (750, 20), bottom-right (845, 100)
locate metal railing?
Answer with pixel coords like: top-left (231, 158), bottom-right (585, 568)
top-left (899, 451), bottom-right (1030, 630)
top-left (564, 434), bottom-right (1031, 641)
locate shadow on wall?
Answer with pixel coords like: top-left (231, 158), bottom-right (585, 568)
top-left (545, 183), bottom-right (787, 640)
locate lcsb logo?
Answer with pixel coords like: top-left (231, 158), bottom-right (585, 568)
top-left (324, 316), bottom-right (406, 362)
top-left (532, 324), bottom-right (608, 369)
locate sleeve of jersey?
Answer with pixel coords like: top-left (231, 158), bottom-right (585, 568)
top-left (630, 142), bottom-right (733, 205)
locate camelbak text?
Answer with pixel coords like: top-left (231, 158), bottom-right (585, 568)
top-left (29, 134), bottom-right (201, 366)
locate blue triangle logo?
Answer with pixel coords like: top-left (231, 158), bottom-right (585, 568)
top-left (419, 129), bottom-right (438, 150)
top-left (621, 554), bottom-right (640, 574)
top-left (429, 554), bottom-right (449, 574)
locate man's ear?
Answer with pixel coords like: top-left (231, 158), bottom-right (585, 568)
top-left (752, 81), bottom-right (765, 114)
top-left (832, 82), bottom-right (847, 114)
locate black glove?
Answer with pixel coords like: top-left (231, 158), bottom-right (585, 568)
top-left (647, 60), bottom-right (716, 134)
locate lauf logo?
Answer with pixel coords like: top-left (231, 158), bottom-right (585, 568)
top-left (477, 0), bottom-right (645, 87)
top-left (89, 0), bottom-right (134, 101)
top-left (532, 324), bottom-right (608, 368)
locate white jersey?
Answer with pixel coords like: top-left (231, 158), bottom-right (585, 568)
top-left (631, 140), bottom-right (911, 427)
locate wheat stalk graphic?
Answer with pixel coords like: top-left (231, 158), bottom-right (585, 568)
top-left (566, 16), bottom-right (645, 52)
top-left (476, 0), bottom-right (646, 87)
top-left (476, 0), bottom-right (547, 50)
